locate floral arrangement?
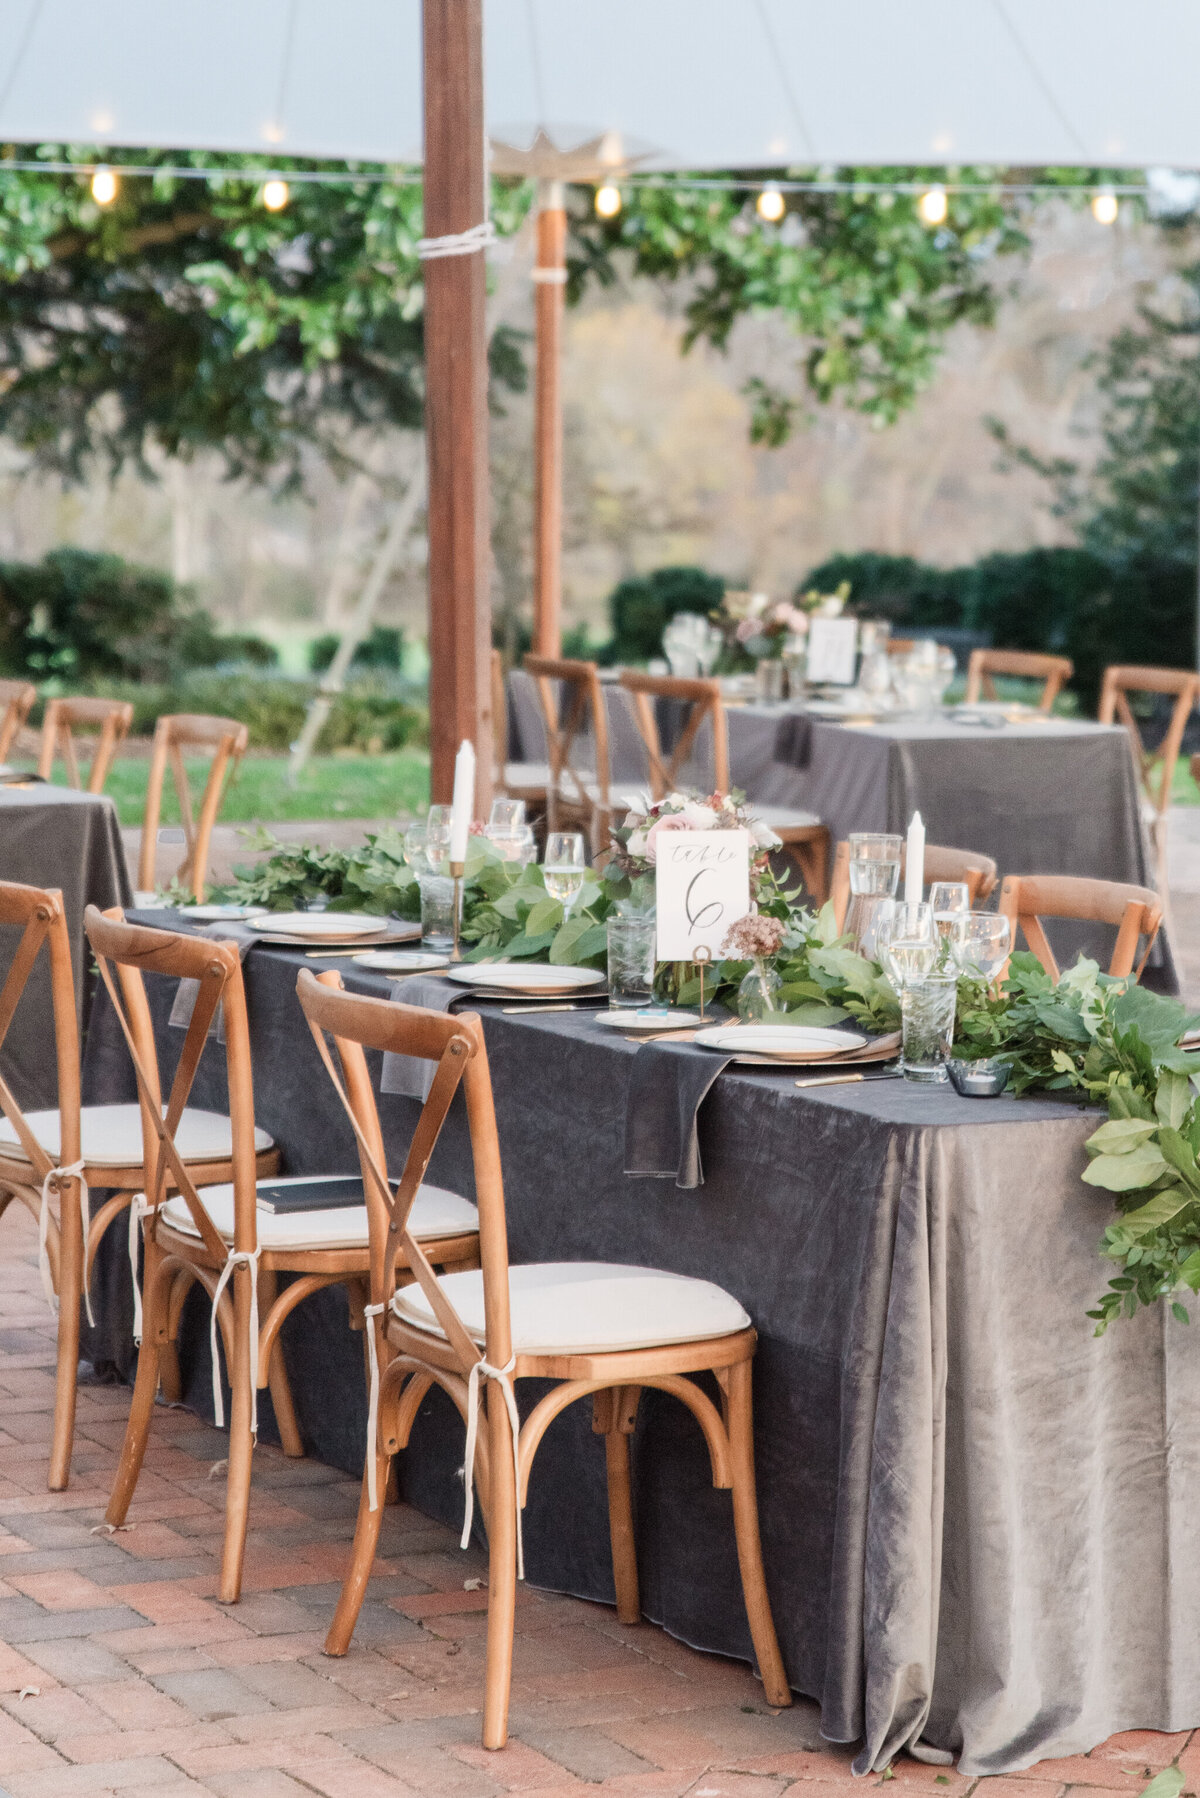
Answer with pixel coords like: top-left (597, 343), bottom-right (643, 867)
top-left (712, 580), bottom-right (850, 662)
top-left (609, 790), bottom-right (779, 879)
top-left (722, 915), bottom-right (787, 960)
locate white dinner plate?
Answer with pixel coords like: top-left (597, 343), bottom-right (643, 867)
top-left (447, 962), bottom-right (604, 991)
top-left (351, 949), bottom-right (451, 973)
top-left (247, 911), bottom-right (385, 939)
top-left (594, 1009), bottom-right (700, 1031)
top-left (179, 903), bottom-right (268, 922)
top-left (694, 1024), bottom-right (869, 1060)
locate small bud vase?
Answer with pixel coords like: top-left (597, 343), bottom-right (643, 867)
top-left (737, 960), bottom-right (782, 1022)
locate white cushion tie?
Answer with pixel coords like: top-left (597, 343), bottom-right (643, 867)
top-left (209, 1246), bottom-right (261, 1439)
top-left (461, 1353), bottom-right (523, 1581)
top-left (38, 1162), bottom-right (91, 1327)
top-left (363, 1300), bottom-right (386, 1514)
top-left (127, 1194), bottom-right (162, 1344)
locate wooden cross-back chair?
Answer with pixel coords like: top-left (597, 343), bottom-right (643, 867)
top-left (964, 649), bottom-right (1073, 713)
top-left (523, 655), bottom-right (645, 854)
top-left (0, 883), bottom-right (278, 1490)
top-left (0, 678), bottom-right (35, 763)
top-left (829, 839), bottom-right (999, 934)
top-left (138, 713), bottom-right (249, 903)
top-left (618, 670), bottom-right (830, 901)
top-left (84, 908), bottom-right (479, 1602)
top-left (489, 651), bottom-right (550, 816)
top-left (1099, 665), bottom-right (1199, 891)
top-left (297, 970), bottom-right (791, 1750)
top-left (997, 875), bottom-right (1163, 982)
top-left (37, 695), bottom-right (133, 792)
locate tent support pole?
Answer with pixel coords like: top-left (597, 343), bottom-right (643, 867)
top-left (533, 180), bottom-right (566, 659)
top-left (422, 0), bottom-right (493, 810)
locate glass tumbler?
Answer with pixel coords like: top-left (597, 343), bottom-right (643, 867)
top-left (606, 915), bottom-right (656, 1008)
top-left (846, 832), bottom-right (903, 957)
top-left (900, 972), bottom-right (958, 1082)
top-left (418, 873), bottom-right (457, 953)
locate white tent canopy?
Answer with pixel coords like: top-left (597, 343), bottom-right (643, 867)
top-left (0, 0), bottom-right (1196, 173)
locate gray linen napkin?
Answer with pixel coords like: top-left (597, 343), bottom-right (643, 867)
top-left (623, 1039), bottom-right (737, 1190)
top-left (772, 712), bottom-right (813, 768)
top-left (168, 922), bottom-right (256, 1041)
top-left (378, 973), bottom-right (486, 1100)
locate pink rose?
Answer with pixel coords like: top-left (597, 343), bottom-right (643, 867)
top-left (644, 814), bottom-right (691, 864)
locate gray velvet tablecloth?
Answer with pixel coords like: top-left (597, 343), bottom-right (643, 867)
top-left (81, 917), bottom-right (1200, 1776)
top-left (0, 784), bottom-right (132, 1108)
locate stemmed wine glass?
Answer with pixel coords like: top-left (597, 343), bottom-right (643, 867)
top-left (542, 832), bottom-right (587, 916)
top-left (956, 913), bottom-right (1011, 985)
top-left (876, 900), bottom-right (938, 990)
top-left (424, 804), bottom-right (452, 874)
top-left (929, 881), bottom-right (970, 958)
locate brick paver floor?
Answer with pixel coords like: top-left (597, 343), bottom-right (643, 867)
top-left (0, 1205), bottom-right (1192, 1798)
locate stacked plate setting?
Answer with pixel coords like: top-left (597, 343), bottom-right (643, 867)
top-left (447, 963), bottom-right (605, 998)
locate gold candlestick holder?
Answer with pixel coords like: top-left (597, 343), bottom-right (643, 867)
top-left (450, 860), bottom-right (465, 960)
top-left (693, 945), bottom-right (712, 1020)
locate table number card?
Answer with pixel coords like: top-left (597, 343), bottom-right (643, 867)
top-left (655, 829), bottom-right (751, 962)
top-left (805, 617), bottom-right (858, 685)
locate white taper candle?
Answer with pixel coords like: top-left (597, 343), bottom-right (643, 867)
top-left (449, 740), bottom-right (475, 864)
top-left (904, 810), bottom-right (925, 904)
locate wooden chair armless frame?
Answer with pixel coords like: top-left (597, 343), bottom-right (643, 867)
top-left (298, 971), bottom-right (791, 1751)
top-left (964, 649), bottom-right (1073, 713)
top-left (617, 671), bottom-right (730, 798)
top-left (997, 874), bottom-right (1163, 982)
top-left (37, 696), bottom-right (133, 792)
top-left (138, 713), bottom-right (249, 902)
top-left (523, 655), bottom-right (611, 851)
top-left (1098, 664), bottom-right (1200, 821)
top-left (0, 679), bottom-right (36, 762)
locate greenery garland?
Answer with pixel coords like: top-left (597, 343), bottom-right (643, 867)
top-left (220, 830), bottom-right (1200, 1334)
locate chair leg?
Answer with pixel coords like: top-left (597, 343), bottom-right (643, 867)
top-left (725, 1357), bottom-right (790, 1709)
top-left (481, 1383), bottom-right (519, 1751)
top-left (106, 1245), bottom-right (167, 1526)
top-left (595, 1386), bottom-right (640, 1624)
top-left (48, 1175), bottom-right (84, 1491)
top-left (258, 1271), bottom-right (304, 1458)
top-left (218, 1267), bottom-right (255, 1604)
top-left (324, 1450), bottom-right (391, 1656)
top-left (158, 1268), bottom-right (197, 1404)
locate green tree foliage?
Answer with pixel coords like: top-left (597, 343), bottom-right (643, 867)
top-left (606, 565), bottom-right (726, 663)
top-left (571, 171), bottom-right (1032, 438)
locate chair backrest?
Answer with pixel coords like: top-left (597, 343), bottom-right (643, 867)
top-left (884, 638), bottom-right (917, 657)
top-left (296, 969), bottom-right (509, 1367)
top-left (1098, 664), bottom-right (1199, 819)
top-left (964, 649), bottom-right (1073, 712)
top-left (37, 696), bottom-right (133, 792)
top-left (0, 881), bottom-right (81, 1179)
top-left (830, 841), bottom-right (999, 934)
top-left (83, 907), bottom-right (255, 1264)
top-left (997, 874), bottom-right (1162, 981)
top-left (138, 714), bottom-right (249, 901)
top-left (617, 671), bottom-right (730, 799)
top-left (523, 655), bottom-right (612, 813)
top-left (0, 679), bottom-right (36, 763)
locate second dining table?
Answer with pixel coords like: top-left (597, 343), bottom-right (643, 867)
top-left (80, 915), bottom-right (1200, 1780)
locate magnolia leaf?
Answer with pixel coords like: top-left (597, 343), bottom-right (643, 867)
top-left (776, 1001), bottom-right (851, 1026)
top-left (1156, 1070), bottom-right (1191, 1130)
top-left (814, 901), bottom-right (841, 947)
top-left (1082, 1143), bottom-right (1171, 1191)
top-left (1155, 1127), bottom-right (1200, 1192)
top-left (1108, 1084), bottom-right (1156, 1122)
top-left (1112, 986), bottom-right (1193, 1058)
top-left (809, 946), bottom-right (879, 999)
top-left (525, 896), bottom-right (563, 938)
top-left (1176, 1250), bottom-right (1200, 1292)
top-left (549, 918), bottom-right (606, 965)
top-left (1084, 1118), bottom-right (1159, 1157)
top-left (1109, 1189), bottom-right (1193, 1238)
top-left (1135, 1768), bottom-right (1184, 1798)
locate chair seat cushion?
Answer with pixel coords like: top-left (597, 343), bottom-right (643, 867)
top-left (755, 804), bottom-right (823, 833)
top-left (0, 1104), bottom-right (273, 1169)
top-left (160, 1176), bottom-right (478, 1252)
top-left (503, 762), bottom-right (551, 790)
top-left (391, 1261), bottom-right (750, 1355)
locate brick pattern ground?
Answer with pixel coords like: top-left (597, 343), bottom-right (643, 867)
top-left (0, 1206), bottom-right (1194, 1798)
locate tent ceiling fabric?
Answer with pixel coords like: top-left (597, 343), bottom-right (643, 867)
top-left (0, 0), bottom-right (1195, 171)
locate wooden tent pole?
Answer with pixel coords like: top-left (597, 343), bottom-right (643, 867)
top-left (422, 0), bottom-right (493, 810)
top-left (532, 180), bottom-right (566, 659)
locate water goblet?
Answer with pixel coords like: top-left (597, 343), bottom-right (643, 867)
top-left (956, 913), bottom-right (1011, 986)
top-left (877, 900), bottom-right (937, 990)
top-left (929, 881), bottom-right (970, 957)
top-left (402, 822), bottom-right (429, 877)
top-left (425, 803), bottom-right (452, 873)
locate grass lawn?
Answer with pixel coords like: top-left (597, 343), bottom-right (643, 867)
top-left (100, 750), bottom-right (430, 829)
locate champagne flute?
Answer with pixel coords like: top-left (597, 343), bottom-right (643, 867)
top-left (542, 832), bottom-right (587, 915)
top-left (424, 804), bottom-right (452, 874)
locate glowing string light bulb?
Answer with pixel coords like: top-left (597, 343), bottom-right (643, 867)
top-left (595, 183), bottom-right (622, 219)
top-left (1091, 189), bottom-right (1119, 225)
top-left (90, 166), bottom-right (117, 206)
top-left (262, 179), bottom-right (289, 212)
top-left (918, 186), bottom-right (948, 226)
top-left (756, 183), bottom-right (785, 223)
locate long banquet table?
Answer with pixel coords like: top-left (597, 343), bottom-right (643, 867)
top-left (81, 916), bottom-right (1200, 1777)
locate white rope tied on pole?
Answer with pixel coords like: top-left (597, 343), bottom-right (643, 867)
top-left (209, 1245), bottom-right (261, 1439)
top-left (363, 1299), bottom-right (386, 1513)
top-left (38, 1161), bottom-right (91, 1326)
top-left (530, 266), bottom-right (567, 284)
top-left (417, 221), bottom-right (495, 261)
top-left (127, 1193), bottom-right (162, 1344)
top-left (461, 1353), bottom-right (524, 1579)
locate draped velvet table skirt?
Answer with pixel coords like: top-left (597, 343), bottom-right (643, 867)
top-left (82, 922), bottom-right (1200, 1775)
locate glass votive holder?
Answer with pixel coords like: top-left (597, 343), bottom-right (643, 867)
top-left (755, 658), bottom-right (786, 702)
top-left (946, 1057), bottom-right (1009, 1098)
top-left (606, 915), bottom-right (656, 1008)
top-left (900, 972), bottom-right (957, 1082)
top-left (418, 872), bottom-right (457, 953)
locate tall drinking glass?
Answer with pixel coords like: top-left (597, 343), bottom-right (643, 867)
top-left (607, 916), bottom-right (656, 1008)
top-left (846, 832), bottom-right (903, 958)
top-left (900, 972), bottom-right (957, 1082)
top-left (543, 832), bottom-right (586, 916)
